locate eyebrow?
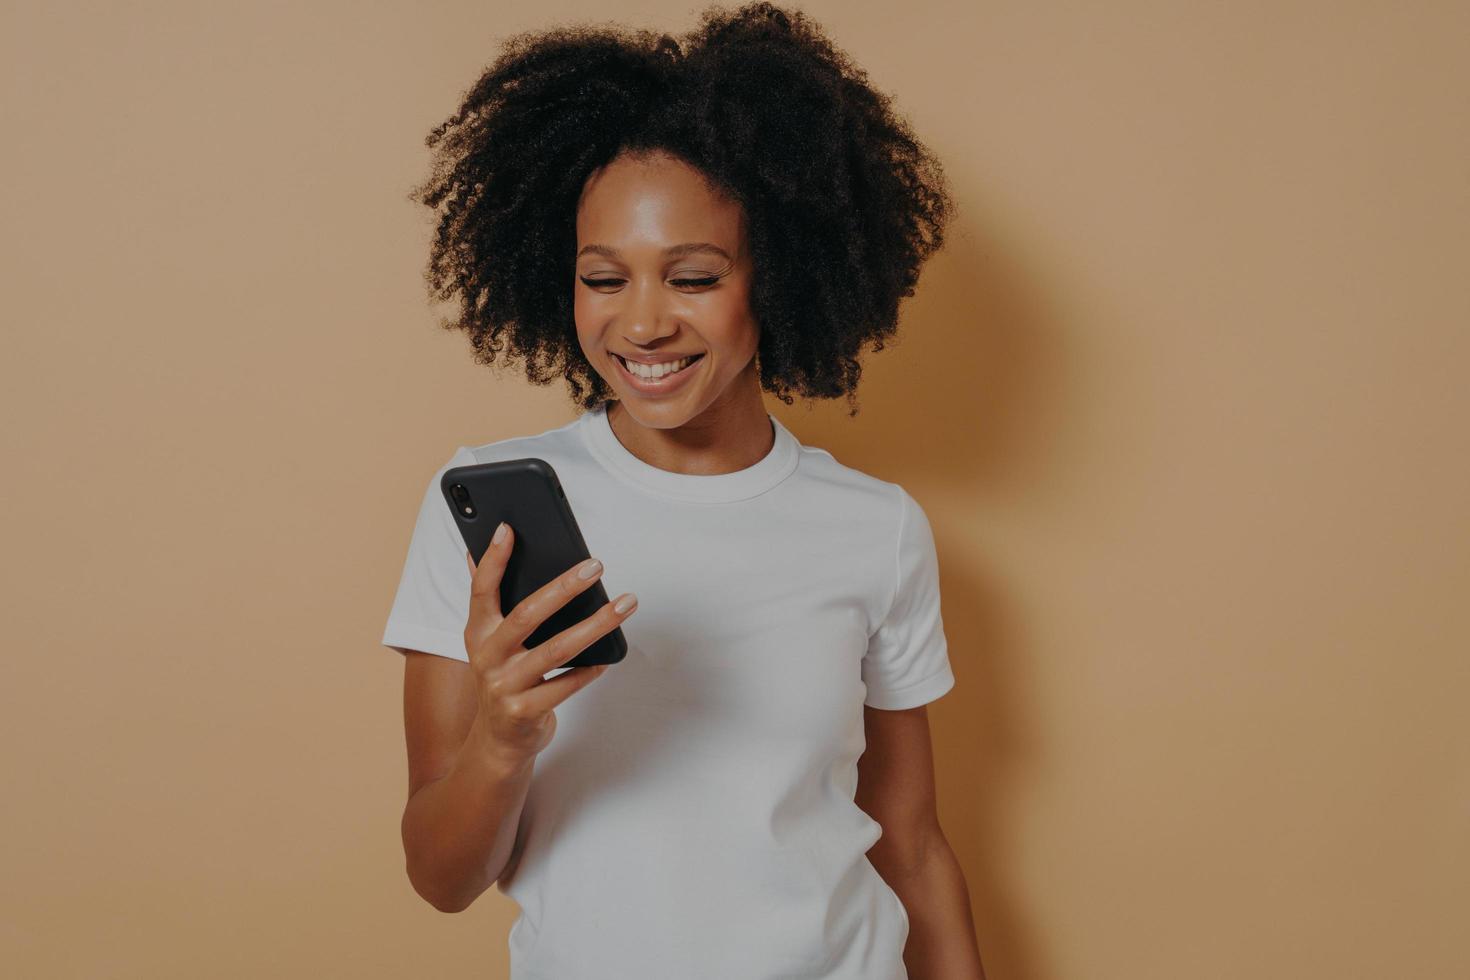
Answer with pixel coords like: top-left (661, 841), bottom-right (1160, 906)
top-left (576, 242), bottom-right (732, 261)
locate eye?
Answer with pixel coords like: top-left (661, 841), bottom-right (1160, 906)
top-left (578, 276), bottom-right (722, 290)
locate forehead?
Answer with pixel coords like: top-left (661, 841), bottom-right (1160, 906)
top-left (576, 152), bottom-right (744, 252)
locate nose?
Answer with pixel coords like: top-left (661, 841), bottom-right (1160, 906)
top-left (620, 276), bottom-right (679, 346)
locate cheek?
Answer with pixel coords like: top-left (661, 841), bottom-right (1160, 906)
top-left (570, 286), bottom-right (756, 358)
top-left (572, 290), bottom-right (595, 328)
top-left (570, 319), bottom-right (602, 375)
top-left (572, 294), bottom-right (605, 347)
top-left (702, 291), bottom-right (758, 349)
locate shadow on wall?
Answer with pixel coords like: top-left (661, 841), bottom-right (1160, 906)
top-left (783, 209), bottom-right (1072, 979)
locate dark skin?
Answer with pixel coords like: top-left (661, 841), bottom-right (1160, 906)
top-left (402, 148), bottom-right (984, 976)
top-left (573, 149), bottom-right (773, 475)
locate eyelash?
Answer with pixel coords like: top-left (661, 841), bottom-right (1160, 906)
top-left (580, 276), bottom-right (721, 290)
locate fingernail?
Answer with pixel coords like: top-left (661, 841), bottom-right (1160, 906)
top-left (492, 522), bottom-right (508, 545)
top-left (577, 558), bottom-right (603, 580)
top-left (613, 593), bottom-right (637, 614)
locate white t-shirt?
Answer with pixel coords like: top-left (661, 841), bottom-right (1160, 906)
top-left (382, 402), bottom-right (955, 980)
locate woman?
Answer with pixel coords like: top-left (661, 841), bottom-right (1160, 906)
top-left (381, 4), bottom-right (985, 977)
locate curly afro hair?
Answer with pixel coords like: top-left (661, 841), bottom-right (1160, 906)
top-left (407, 1), bottom-right (954, 416)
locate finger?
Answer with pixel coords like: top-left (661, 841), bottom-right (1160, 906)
top-left (496, 554), bottom-right (608, 652)
top-left (465, 521), bottom-right (514, 660)
top-left (509, 591), bottom-right (636, 694)
top-left (518, 661), bottom-right (612, 713)
top-left (470, 520), bottom-right (517, 620)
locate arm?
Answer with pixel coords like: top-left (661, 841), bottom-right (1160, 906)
top-left (858, 703), bottom-right (988, 980)
top-left (399, 650), bottom-right (534, 913)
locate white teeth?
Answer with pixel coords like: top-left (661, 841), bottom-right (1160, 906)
top-left (620, 355), bottom-right (699, 380)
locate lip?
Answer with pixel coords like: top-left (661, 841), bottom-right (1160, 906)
top-left (614, 351), bottom-right (705, 364)
top-left (612, 351), bottom-right (706, 396)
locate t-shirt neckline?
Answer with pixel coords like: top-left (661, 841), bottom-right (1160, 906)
top-left (579, 401), bottom-right (800, 504)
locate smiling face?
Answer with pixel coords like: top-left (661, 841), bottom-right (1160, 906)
top-left (574, 150), bottom-right (760, 429)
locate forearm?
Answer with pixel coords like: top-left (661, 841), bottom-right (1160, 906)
top-left (400, 711), bottom-right (536, 913)
top-left (886, 837), bottom-right (988, 980)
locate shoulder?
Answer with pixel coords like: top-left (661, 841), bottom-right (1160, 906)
top-left (461, 414), bottom-right (583, 464)
top-left (790, 441), bottom-right (914, 531)
top-left (412, 416), bottom-right (586, 489)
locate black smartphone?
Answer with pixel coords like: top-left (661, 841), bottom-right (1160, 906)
top-left (441, 457), bottom-right (628, 668)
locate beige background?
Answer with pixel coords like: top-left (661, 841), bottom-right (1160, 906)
top-left (2, 2), bottom-right (1464, 978)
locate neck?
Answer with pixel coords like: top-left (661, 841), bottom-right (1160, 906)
top-left (605, 391), bottom-right (773, 477)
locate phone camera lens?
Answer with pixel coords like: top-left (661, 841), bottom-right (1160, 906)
top-left (449, 483), bottom-right (476, 518)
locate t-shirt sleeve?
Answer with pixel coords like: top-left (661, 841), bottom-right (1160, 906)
top-left (862, 487), bottom-right (957, 710)
top-left (380, 446), bottom-right (479, 663)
